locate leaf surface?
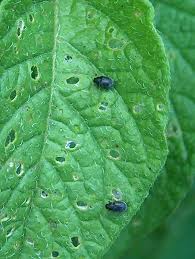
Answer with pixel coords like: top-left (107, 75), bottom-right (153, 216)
top-left (0, 0), bottom-right (169, 258)
top-left (105, 0), bottom-right (195, 257)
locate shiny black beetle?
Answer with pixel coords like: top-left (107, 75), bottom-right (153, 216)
top-left (93, 76), bottom-right (114, 90)
top-left (105, 201), bottom-right (127, 212)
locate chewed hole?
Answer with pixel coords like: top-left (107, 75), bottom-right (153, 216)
top-left (157, 103), bottom-right (165, 112)
top-left (133, 104), bottom-right (144, 114)
top-left (52, 251), bottom-right (59, 257)
top-left (5, 129), bottom-right (16, 147)
top-left (10, 90), bottom-right (17, 101)
top-left (66, 77), bottom-right (79, 84)
top-left (31, 65), bottom-right (39, 80)
top-left (108, 39), bottom-right (124, 50)
top-left (6, 228), bottom-right (14, 238)
top-left (76, 201), bottom-right (88, 211)
top-left (26, 238), bottom-right (34, 246)
top-left (29, 14), bottom-right (34, 22)
top-left (108, 27), bottom-right (114, 33)
top-left (16, 163), bottom-right (24, 176)
top-left (73, 175), bottom-right (79, 181)
top-left (71, 236), bottom-right (80, 247)
top-left (112, 189), bottom-right (122, 200)
top-left (99, 101), bottom-right (108, 111)
top-left (109, 149), bottom-right (120, 160)
top-left (13, 46), bottom-right (19, 54)
top-left (64, 55), bottom-right (72, 62)
top-left (41, 190), bottom-right (48, 199)
top-left (65, 141), bottom-right (77, 149)
top-left (87, 10), bottom-right (96, 19)
top-left (17, 20), bottom-right (26, 38)
top-left (55, 156), bottom-right (65, 163)
top-left (50, 220), bottom-right (58, 229)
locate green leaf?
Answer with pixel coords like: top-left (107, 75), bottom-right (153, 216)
top-left (130, 0), bottom-right (195, 236)
top-left (0, 0), bottom-right (169, 258)
top-left (105, 0), bottom-right (195, 257)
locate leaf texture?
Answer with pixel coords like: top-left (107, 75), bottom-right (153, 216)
top-left (105, 0), bottom-right (195, 257)
top-left (0, 0), bottom-right (169, 258)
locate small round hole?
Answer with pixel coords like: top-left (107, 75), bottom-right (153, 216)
top-left (99, 101), bottom-right (108, 111)
top-left (26, 238), bottom-right (34, 246)
top-left (5, 129), bottom-right (16, 147)
top-left (52, 251), bottom-right (59, 257)
top-left (65, 141), bottom-right (77, 149)
top-left (13, 46), bottom-right (19, 54)
top-left (31, 65), bottom-right (39, 80)
top-left (17, 20), bottom-right (26, 38)
top-left (109, 149), bottom-right (120, 160)
top-left (41, 190), bottom-right (48, 199)
top-left (108, 27), bottom-right (114, 33)
top-left (64, 55), bottom-right (72, 62)
top-left (71, 236), bottom-right (80, 247)
top-left (6, 228), bottom-right (14, 238)
top-left (55, 156), bottom-right (65, 163)
top-left (16, 163), bottom-right (24, 176)
top-left (108, 39), bottom-right (124, 50)
top-left (10, 90), bottom-right (17, 101)
top-left (76, 201), bottom-right (88, 211)
top-left (112, 189), bottom-right (122, 200)
top-left (133, 104), bottom-right (143, 114)
top-left (66, 77), bottom-right (79, 84)
top-left (73, 175), bottom-right (79, 181)
top-left (157, 103), bottom-right (165, 112)
top-left (29, 14), bottom-right (34, 22)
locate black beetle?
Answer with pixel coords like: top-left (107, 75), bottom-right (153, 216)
top-left (105, 201), bottom-right (127, 212)
top-left (93, 76), bottom-right (114, 90)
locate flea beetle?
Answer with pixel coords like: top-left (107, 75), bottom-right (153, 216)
top-left (105, 201), bottom-right (127, 212)
top-left (93, 76), bottom-right (114, 90)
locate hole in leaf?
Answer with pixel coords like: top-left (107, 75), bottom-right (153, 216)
top-left (65, 141), bottom-right (77, 149)
top-left (109, 149), bottom-right (120, 160)
top-left (66, 77), bottom-right (79, 84)
top-left (9, 161), bottom-right (14, 168)
top-left (29, 14), bottom-right (34, 22)
top-left (41, 190), bottom-right (48, 199)
top-left (99, 101), bottom-right (108, 111)
top-left (17, 20), bottom-right (26, 38)
top-left (5, 129), bottom-right (16, 147)
top-left (13, 46), bottom-right (19, 54)
top-left (108, 27), bottom-right (114, 33)
top-left (71, 236), bottom-right (80, 247)
top-left (16, 163), bottom-right (24, 176)
top-left (55, 156), bottom-right (65, 163)
top-left (52, 251), bottom-right (59, 257)
top-left (64, 55), bottom-right (72, 62)
top-left (76, 201), bottom-right (88, 211)
top-left (50, 220), bottom-right (58, 229)
top-left (10, 90), bottom-right (17, 101)
top-left (133, 104), bottom-right (143, 114)
top-left (6, 228), bottom-right (14, 238)
top-left (26, 238), bottom-right (34, 246)
top-left (73, 175), bottom-right (79, 181)
top-left (108, 39), bottom-right (124, 50)
top-left (31, 65), bottom-right (39, 80)
top-left (112, 189), bottom-right (122, 200)
top-left (157, 103), bottom-right (165, 112)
